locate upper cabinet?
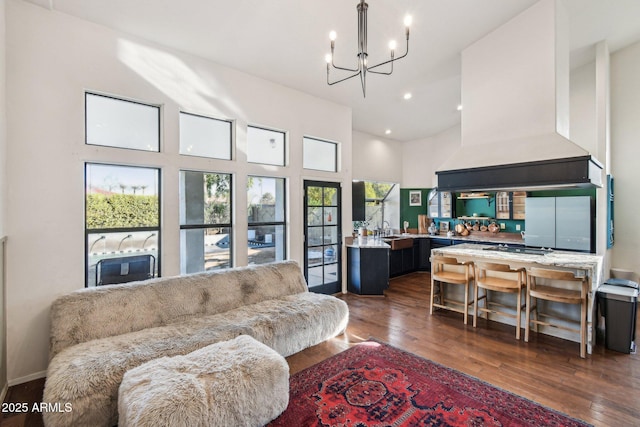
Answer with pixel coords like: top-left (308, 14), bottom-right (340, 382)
top-left (512, 191), bottom-right (526, 219)
top-left (352, 181), bottom-right (365, 221)
top-left (496, 192), bottom-right (510, 219)
top-left (495, 191), bottom-right (526, 220)
top-left (428, 191), bottom-right (454, 218)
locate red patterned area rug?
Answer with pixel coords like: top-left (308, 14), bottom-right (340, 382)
top-left (268, 341), bottom-right (591, 427)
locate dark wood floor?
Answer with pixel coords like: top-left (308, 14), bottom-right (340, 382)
top-left (3, 271), bottom-right (639, 426)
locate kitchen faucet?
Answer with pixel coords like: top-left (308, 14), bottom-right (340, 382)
top-left (382, 221), bottom-right (391, 236)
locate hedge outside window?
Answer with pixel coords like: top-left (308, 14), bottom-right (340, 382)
top-left (85, 163), bottom-right (160, 287)
top-left (180, 171), bottom-right (232, 273)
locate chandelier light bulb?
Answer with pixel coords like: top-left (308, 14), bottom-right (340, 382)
top-left (404, 92), bottom-right (412, 100)
top-left (389, 40), bottom-right (397, 51)
top-left (325, 54), bottom-right (332, 64)
top-left (404, 15), bottom-right (413, 27)
top-left (329, 31), bottom-right (337, 41)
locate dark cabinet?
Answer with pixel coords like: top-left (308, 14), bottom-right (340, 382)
top-left (415, 238), bottom-right (431, 271)
top-left (401, 247), bottom-right (414, 272)
top-left (352, 181), bottom-right (365, 221)
top-left (389, 246), bottom-right (415, 277)
top-left (389, 250), bottom-right (403, 277)
top-left (347, 246), bottom-right (389, 295)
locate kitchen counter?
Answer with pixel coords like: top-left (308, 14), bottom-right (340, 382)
top-left (346, 231), bottom-right (526, 247)
top-left (414, 231), bottom-right (525, 245)
top-left (432, 243), bottom-right (604, 354)
top-left (344, 236), bottom-right (392, 249)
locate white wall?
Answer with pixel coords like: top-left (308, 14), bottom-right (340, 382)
top-left (402, 126), bottom-right (461, 188)
top-left (5, 0), bottom-right (352, 382)
top-left (351, 130), bottom-right (402, 183)
top-left (610, 40), bottom-right (640, 272)
top-left (0, 0), bottom-right (7, 401)
top-left (570, 63), bottom-right (597, 155)
top-left (0, 0), bottom-right (6, 237)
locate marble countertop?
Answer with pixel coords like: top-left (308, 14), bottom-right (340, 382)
top-left (344, 236), bottom-right (391, 249)
top-left (432, 243), bottom-right (604, 287)
top-left (409, 232), bottom-right (525, 245)
top-left (344, 231), bottom-right (525, 248)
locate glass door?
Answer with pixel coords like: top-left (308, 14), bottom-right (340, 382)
top-left (304, 181), bottom-right (341, 294)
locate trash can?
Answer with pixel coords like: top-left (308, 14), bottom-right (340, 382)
top-left (597, 278), bottom-right (638, 354)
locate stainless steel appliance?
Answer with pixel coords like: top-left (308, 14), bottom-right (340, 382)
top-left (525, 196), bottom-right (593, 252)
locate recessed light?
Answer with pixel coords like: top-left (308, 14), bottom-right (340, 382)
top-left (403, 93), bottom-right (412, 100)
top-left (385, 129), bottom-right (392, 135)
top-left (457, 104), bottom-right (463, 111)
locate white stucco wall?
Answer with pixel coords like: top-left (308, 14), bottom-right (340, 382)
top-left (0, 0), bottom-right (7, 399)
top-left (351, 130), bottom-right (402, 184)
top-left (570, 63), bottom-right (597, 155)
top-left (610, 40), bottom-right (640, 272)
top-left (0, 0), bottom-right (6, 238)
top-left (5, 0), bottom-right (352, 383)
top-left (401, 125), bottom-right (461, 188)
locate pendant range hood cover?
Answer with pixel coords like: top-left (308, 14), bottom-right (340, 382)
top-left (436, 0), bottom-right (603, 191)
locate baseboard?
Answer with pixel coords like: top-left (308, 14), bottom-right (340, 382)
top-left (8, 370), bottom-right (46, 387)
top-left (0, 382), bottom-right (7, 403)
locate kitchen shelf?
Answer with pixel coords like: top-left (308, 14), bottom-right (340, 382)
top-left (457, 192), bottom-right (491, 199)
top-left (458, 192), bottom-right (493, 207)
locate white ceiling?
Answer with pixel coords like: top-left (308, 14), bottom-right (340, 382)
top-left (23, 0), bottom-right (640, 142)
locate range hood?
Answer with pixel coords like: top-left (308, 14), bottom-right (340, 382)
top-left (436, 0), bottom-right (603, 191)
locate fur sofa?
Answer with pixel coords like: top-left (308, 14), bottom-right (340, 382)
top-left (42, 261), bottom-right (349, 427)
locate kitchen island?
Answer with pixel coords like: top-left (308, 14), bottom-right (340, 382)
top-left (431, 243), bottom-right (604, 354)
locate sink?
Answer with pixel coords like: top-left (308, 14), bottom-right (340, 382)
top-left (382, 236), bottom-right (413, 250)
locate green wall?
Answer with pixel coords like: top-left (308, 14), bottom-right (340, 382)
top-left (399, 188), bottom-right (595, 234)
top-left (399, 188), bottom-right (428, 229)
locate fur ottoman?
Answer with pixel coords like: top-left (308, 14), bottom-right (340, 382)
top-left (118, 335), bottom-right (289, 427)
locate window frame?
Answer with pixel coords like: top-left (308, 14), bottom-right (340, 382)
top-left (246, 125), bottom-right (287, 166)
top-left (247, 175), bottom-right (287, 264)
top-left (179, 111), bottom-right (233, 160)
top-left (179, 170), bottom-right (234, 272)
top-left (84, 162), bottom-right (162, 287)
top-left (84, 92), bottom-right (161, 152)
top-left (303, 136), bottom-right (339, 172)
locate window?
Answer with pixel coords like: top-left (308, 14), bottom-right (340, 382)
top-left (303, 137), bottom-right (338, 172)
top-left (85, 163), bottom-right (160, 287)
top-left (179, 112), bottom-right (232, 160)
top-left (179, 171), bottom-right (232, 273)
top-left (85, 93), bottom-right (160, 152)
top-left (247, 176), bottom-right (286, 264)
top-left (246, 126), bottom-right (285, 166)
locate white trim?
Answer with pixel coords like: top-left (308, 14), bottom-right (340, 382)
top-left (0, 382), bottom-right (7, 404)
top-left (8, 370), bottom-right (47, 387)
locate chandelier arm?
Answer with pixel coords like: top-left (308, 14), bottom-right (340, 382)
top-left (367, 62), bottom-right (393, 76)
top-left (327, 70), bottom-right (362, 86)
top-left (368, 40), bottom-right (409, 72)
top-left (330, 61), bottom-right (360, 73)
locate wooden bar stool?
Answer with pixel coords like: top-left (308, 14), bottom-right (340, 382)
top-left (525, 267), bottom-right (589, 358)
top-left (430, 256), bottom-right (474, 324)
top-left (473, 262), bottom-right (526, 339)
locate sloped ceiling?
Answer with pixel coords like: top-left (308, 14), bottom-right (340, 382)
top-left (21, 0), bottom-right (640, 142)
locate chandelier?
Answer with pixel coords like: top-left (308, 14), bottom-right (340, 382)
top-left (325, 0), bottom-right (412, 97)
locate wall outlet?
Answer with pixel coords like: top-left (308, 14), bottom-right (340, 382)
top-left (515, 224), bottom-right (521, 231)
top-left (500, 223), bottom-right (506, 230)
